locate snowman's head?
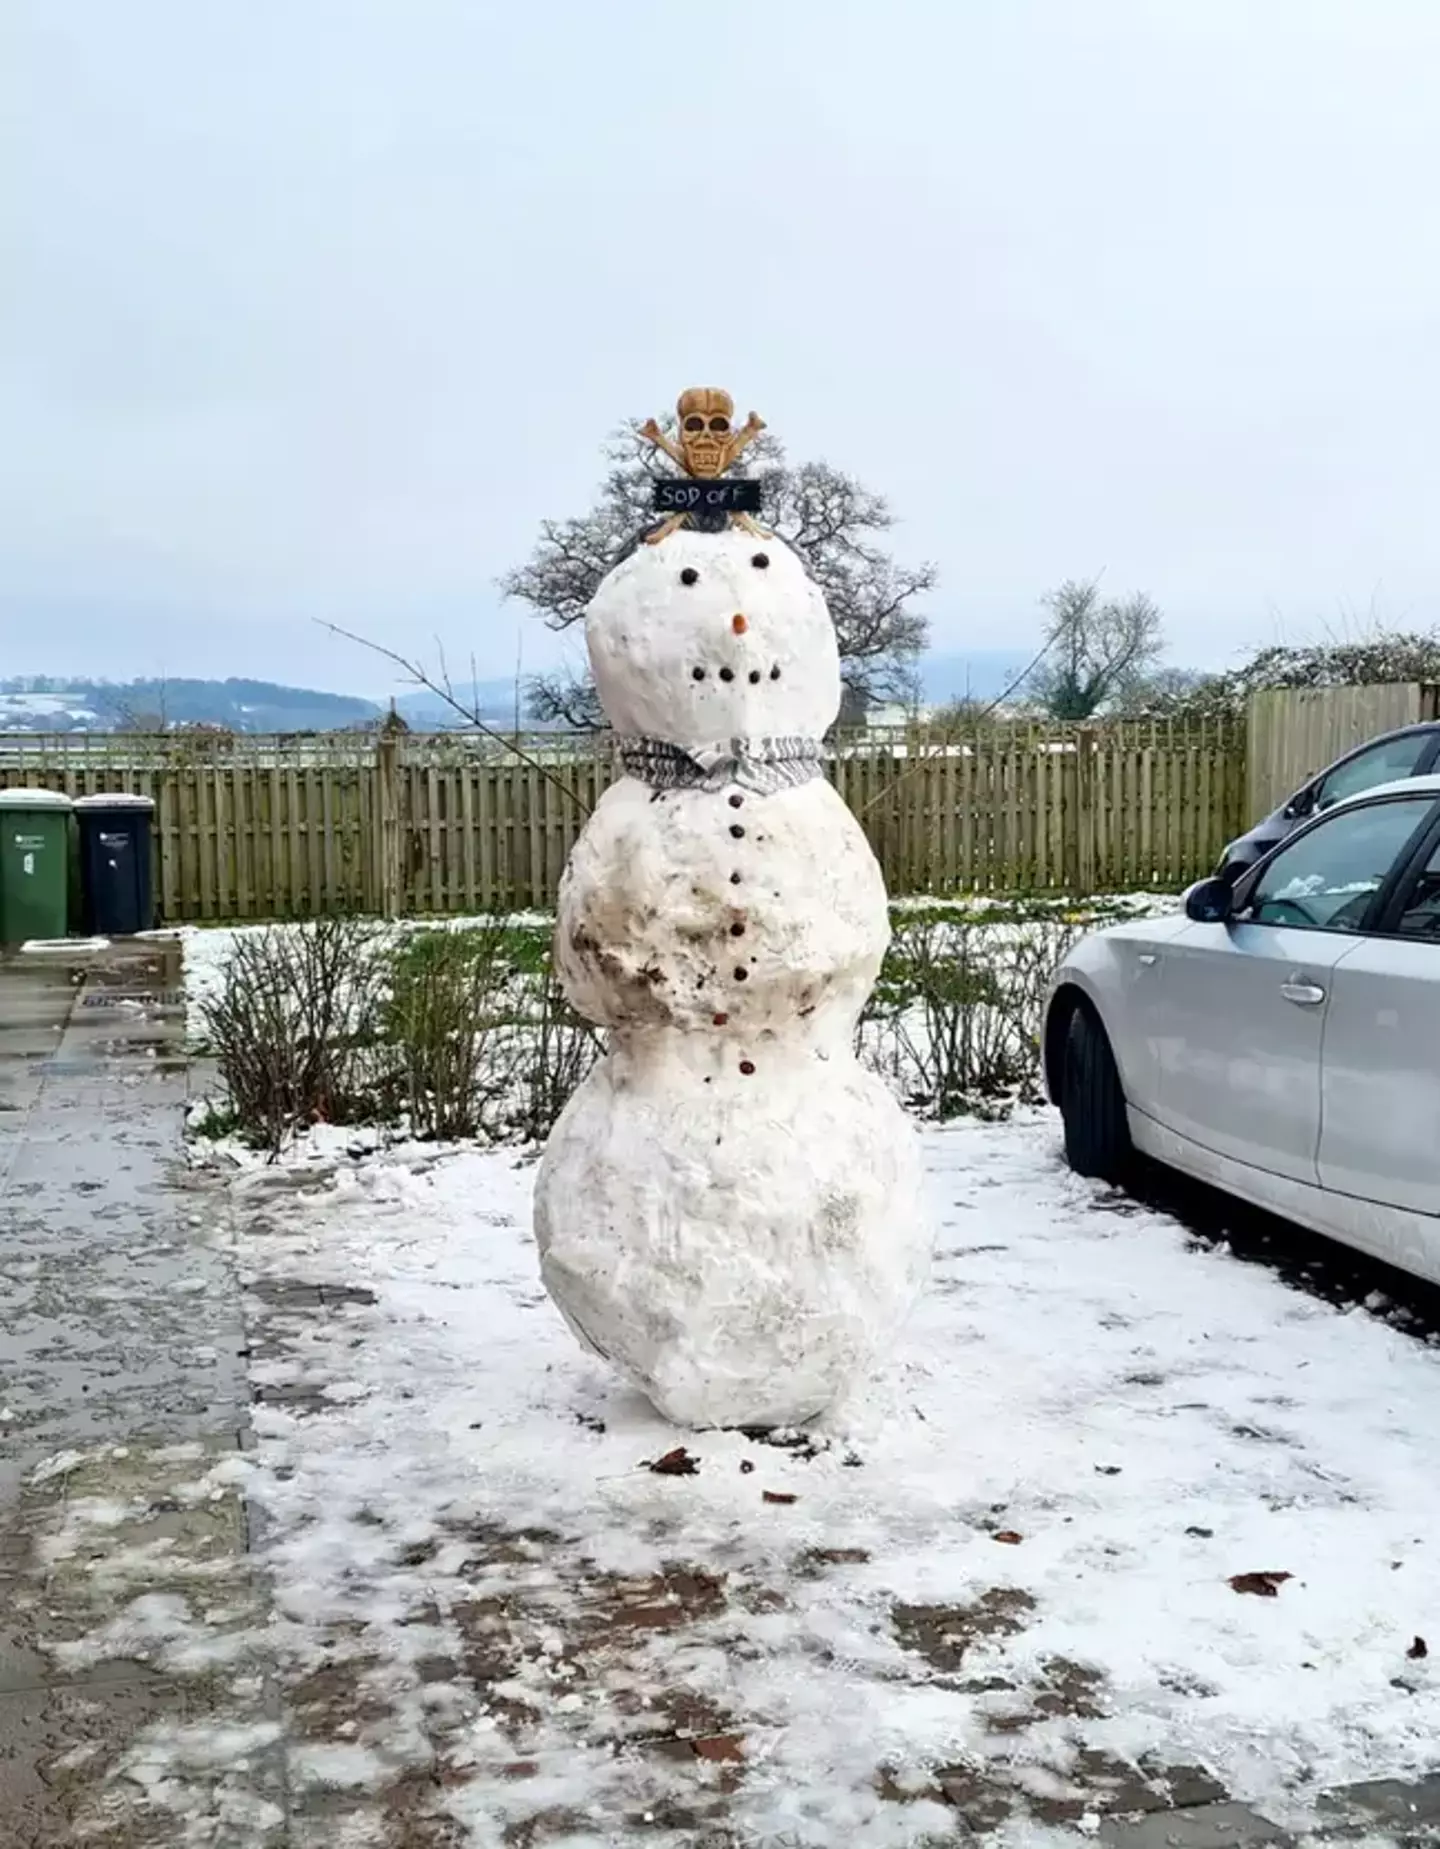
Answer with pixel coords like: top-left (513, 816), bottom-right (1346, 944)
top-left (585, 528), bottom-right (841, 747)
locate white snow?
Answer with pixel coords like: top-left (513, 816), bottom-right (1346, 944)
top-left (537, 1035), bottom-right (926, 1428)
top-left (82, 1111), bottom-right (1440, 1844)
top-left (585, 525), bottom-right (840, 745)
top-left (551, 777), bottom-right (889, 1036)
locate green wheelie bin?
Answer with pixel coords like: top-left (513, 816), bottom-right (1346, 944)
top-left (0, 788), bottom-right (74, 945)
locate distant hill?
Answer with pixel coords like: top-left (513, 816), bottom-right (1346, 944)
top-left (391, 682), bottom-right (527, 728)
top-left (1, 653), bottom-right (1037, 736)
top-left (0, 677), bottom-right (380, 734)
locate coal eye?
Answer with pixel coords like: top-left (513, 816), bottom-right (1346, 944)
top-left (769, 666), bottom-right (781, 680)
top-left (692, 667), bottom-right (705, 681)
top-left (751, 552), bottom-right (770, 569)
top-left (719, 667), bottom-right (735, 683)
top-left (748, 670), bottom-right (761, 684)
top-left (681, 567), bottom-right (699, 586)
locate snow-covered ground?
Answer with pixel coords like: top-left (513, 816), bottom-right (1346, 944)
top-left (53, 1111), bottom-right (1438, 1846)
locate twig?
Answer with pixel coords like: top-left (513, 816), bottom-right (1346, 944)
top-left (318, 620), bottom-right (594, 816)
top-left (856, 629), bottom-right (1075, 818)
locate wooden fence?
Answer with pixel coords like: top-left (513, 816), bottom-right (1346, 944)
top-left (0, 720), bottom-right (1247, 923)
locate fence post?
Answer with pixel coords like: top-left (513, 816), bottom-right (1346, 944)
top-left (1076, 727), bottom-right (1097, 893)
top-left (371, 733), bottom-right (403, 918)
top-left (1057, 729), bottom-right (1098, 895)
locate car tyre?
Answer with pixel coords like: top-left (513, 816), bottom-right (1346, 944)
top-left (1061, 1006), bottom-right (1132, 1182)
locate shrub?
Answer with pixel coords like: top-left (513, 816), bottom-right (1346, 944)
top-left (201, 916), bottom-right (389, 1155)
top-left (383, 923), bottom-right (519, 1141)
top-left (861, 912), bottom-right (1087, 1118)
top-left (503, 968), bottom-right (602, 1144)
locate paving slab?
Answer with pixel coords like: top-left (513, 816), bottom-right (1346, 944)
top-left (1317, 1772), bottom-right (1440, 1837)
top-left (1101, 1799), bottom-right (1296, 1847)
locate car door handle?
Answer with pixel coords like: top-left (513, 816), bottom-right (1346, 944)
top-left (1280, 980), bottom-right (1326, 1006)
top-left (1138, 953), bottom-right (1158, 967)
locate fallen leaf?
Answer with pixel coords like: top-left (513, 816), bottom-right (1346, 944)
top-left (645, 1447), bottom-right (698, 1477)
top-left (1228, 1571), bottom-right (1292, 1598)
top-left (993, 1530), bottom-right (1024, 1546)
top-left (762, 1490), bottom-right (797, 1505)
top-left (1408, 1636), bottom-right (1429, 1660)
top-left (693, 1735), bottom-right (745, 1762)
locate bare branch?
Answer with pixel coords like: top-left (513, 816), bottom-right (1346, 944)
top-left (316, 620), bottom-right (594, 816)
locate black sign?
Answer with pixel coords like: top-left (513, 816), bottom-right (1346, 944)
top-left (652, 478), bottom-right (762, 514)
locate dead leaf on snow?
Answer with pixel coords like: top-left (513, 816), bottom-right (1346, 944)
top-left (693, 1735), bottom-right (746, 1762)
top-left (1228, 1571), bottom-right (1292, 1597)
top-left (762, 1490), bottom-right (797, 1506)
top-left (645, 1447), bottom-right (699, 1477)
top-left (993, 1530), bottom-right (1024, 1546)
top-left (1408, 1636), bottom-right (1429, 1660)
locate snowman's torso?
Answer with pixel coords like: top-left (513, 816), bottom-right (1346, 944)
top-left (533, 524), bottom-right (930, 1429)
top-left (555, 774), bottom-right (887, 1042)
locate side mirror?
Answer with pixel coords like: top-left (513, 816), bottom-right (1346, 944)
top-left (1185, 876), bottom-right (1235, 924)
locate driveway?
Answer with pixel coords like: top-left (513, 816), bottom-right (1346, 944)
top-left (89, 1107), bottom-right (1440, 1847)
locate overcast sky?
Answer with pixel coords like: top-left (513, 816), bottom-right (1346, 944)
top-left (5, 0), bottom-right (1440, 698)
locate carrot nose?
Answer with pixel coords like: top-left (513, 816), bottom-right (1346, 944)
top-left (732, 613), bottom-right (747, 635)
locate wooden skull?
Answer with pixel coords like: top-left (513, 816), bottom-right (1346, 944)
top-left (677, 387), bottom-right (733, 478)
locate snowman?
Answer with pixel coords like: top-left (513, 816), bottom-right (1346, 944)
top-left (533, 390), bottom-right (929, 1430)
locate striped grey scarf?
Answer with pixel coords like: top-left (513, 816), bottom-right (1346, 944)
top-left (618, 734), bottom-right (824, 795)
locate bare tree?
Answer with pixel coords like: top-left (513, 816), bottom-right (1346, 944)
top-left (526, 667), bottom-right (606, 730)
top-left (1027, 580), bottom-right (1165, 721)
top-left (502, 421), bottom-right (936, 728)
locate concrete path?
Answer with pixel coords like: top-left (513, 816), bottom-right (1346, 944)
top-left (0, 938), bottom-right (262, 1847)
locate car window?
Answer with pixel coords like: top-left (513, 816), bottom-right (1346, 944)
top-left (1249, 796), bottom-right (1435, 932)
top-left (1396, 841), bottom-right (1440, 940)
top-left (1316, 733), bottom-right (1434, 809)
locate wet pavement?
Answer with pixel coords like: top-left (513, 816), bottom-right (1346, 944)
top-left (0, 937), bottom-right (257, 1847)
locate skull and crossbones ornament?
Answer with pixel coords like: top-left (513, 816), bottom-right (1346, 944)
top-left (639, 388), bottom-right (768, 543)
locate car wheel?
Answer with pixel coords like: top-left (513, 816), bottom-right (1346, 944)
top-left (1061, 1006), bottom-right (1132, 1182)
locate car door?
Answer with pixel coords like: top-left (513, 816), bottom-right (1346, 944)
top-left (1151, 794), bottom-right (1438, 1181)
top-left (1318, 809), bottom-right (1440, 1216)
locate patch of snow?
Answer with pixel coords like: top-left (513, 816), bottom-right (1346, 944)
top-left (29, 1447), bottom-right (85, 1484)
top-left (154, 1111), bottom-right (1440, 1843)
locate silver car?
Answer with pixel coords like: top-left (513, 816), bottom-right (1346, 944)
top-left (1045, 775), bottom-right (1440, 1284)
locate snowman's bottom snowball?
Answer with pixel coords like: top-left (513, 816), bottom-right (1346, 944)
top-left (534, 1052), bottom-right (929, 1429)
